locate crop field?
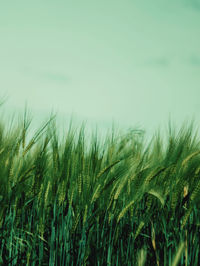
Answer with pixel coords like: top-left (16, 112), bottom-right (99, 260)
top-left (0, 109), bottom-right (200, 265)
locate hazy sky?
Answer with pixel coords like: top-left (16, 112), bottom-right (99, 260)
top-left (1, 0), bottom-right (200, 139)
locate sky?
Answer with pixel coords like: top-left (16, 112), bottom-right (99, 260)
top-left (0, 0), bottom-right (200, 141)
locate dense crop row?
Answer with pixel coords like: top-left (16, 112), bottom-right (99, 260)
top-left (0, 109), bottom-right (200, 265)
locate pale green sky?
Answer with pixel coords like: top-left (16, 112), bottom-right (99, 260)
top-left (1, 0), bottom-right (200, 139)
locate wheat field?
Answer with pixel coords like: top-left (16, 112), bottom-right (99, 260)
top-left (0, 108), bottom-right (200, 265)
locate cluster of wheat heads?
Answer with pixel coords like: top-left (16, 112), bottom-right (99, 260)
top-left (0, 110), bottom-right (200, 265)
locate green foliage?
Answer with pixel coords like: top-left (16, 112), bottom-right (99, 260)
top-left (0, 109), bottom-right (200, 265)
